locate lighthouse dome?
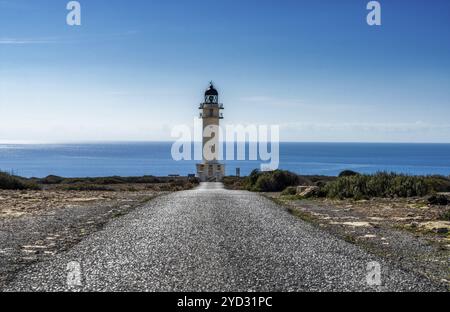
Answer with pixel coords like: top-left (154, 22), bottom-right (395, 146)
top-left (205, 83), bottom-right (218, 96)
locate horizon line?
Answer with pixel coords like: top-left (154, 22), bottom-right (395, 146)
top-left (2, 140), bottom-right (450, 145)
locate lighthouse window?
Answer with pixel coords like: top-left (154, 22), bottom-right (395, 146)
top-left (209, 109), bottom-right (213, 117)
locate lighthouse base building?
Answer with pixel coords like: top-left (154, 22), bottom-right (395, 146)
top-left (196, 83), bottom-right (225, 182)
top-left (196, 162), bottom-right (225, 182)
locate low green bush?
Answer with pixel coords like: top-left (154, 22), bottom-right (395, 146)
top-left (245, 170), bottom-right (299, 192)
top-left (62, 184), bottom-right (115, 191)
top-left (428, 195), bottom-right (449, 206)
top-left (323, 172), bottom-right (449, 199)
top-left (222, 176), bottom-right (246, 190)
top-left (57, 176), bottom-right (161, 185)
top-left (425, 176), bottom-right (450, 193)
top-left (40, 175), bottom-right (64, 184)
top-left (0, 172), bottom-right (40, 190)
top-left (281, 186), bottom-right (297, 196)
top-left (440, 210), bottom-right (450, 221)
top-left (338, 170), bottom-right (360, 177)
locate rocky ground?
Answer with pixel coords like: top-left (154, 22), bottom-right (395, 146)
top-left (1, 180), bottom-right (448, 291)
top-left (4, 183), bottom-right (445, 292)
top-left (0, 182), bottom-right (194, 288)
top-left (265, 193), bottom-right (450, 287)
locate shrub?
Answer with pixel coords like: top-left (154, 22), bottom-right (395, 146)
top-left (62, 184), bottom-right (114, 191)
top-left (338, 170), bottom-right (360, 177)
top-left (440, 210), bottom-right (450, 221)
top-left (60, 176), bottom-right (162, 185)
top-left (281, 186), bottom-right (297, 196)
top-left (323, 172), bottom-right (446, 199)
top-left (92, 177), bottom-right (125, 184)
top-left (122, 176), bottom-right (161, 184)
top-left (247, 170), bottom-right (261, 188)
top-left (223, 176), bottom-right (246, 190)
top-left (253, 175), bottom-right (273, 192)
top-left (0, 172), bottom-right (40, 190)
top-left (245, 170), bottom-right (299, 192)
top-left (428, 195), bottom-right (449, 206)
top-left (425, 176), bottom-right (450, 193)
top-left (40, 175), bottom-right (64, 184)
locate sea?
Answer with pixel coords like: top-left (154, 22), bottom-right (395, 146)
top-left (0, 142), bottom-right (449, 178)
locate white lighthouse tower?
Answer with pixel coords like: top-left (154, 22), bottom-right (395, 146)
top-left (196, 82), bottom-right (225, 182)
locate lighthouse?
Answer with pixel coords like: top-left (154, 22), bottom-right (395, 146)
top-left (196, 82), bottom-right (225, 182)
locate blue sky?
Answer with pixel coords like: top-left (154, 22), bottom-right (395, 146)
top-left (1, 0), bottom-right (450, 143)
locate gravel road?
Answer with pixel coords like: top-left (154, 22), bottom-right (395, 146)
top-left (3, 183), bottom-right (445, 292)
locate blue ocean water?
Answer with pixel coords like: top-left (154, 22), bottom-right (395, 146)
top-left (0, 142), bottom-right (449, 178)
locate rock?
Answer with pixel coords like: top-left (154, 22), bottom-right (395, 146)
top-left (330, 221), bottom-right (372, 227)
top-left (419, 221), bottom-right (450, 234)
top-left (296, 186), bottom-right (320, 197)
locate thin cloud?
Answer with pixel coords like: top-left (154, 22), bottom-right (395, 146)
top-left (281, 121), bottom-right (450, 132)
top-left (0, 38), bottom-right (57, 44)
top-left (239, 96), bottom-right (306, 108)
top-left (0, 31), bottom-right (139, 45)
top-left (240, 96), bottom-right (274, 102)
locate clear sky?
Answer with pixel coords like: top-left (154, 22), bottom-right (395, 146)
top-left (1, 0), bottom-right (450, 143)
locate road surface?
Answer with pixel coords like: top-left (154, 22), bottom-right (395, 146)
top-left (3, 183), bottom-right (443, 291)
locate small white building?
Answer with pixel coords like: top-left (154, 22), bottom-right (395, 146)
top-left (196, 83), bottom-right (225, 182)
